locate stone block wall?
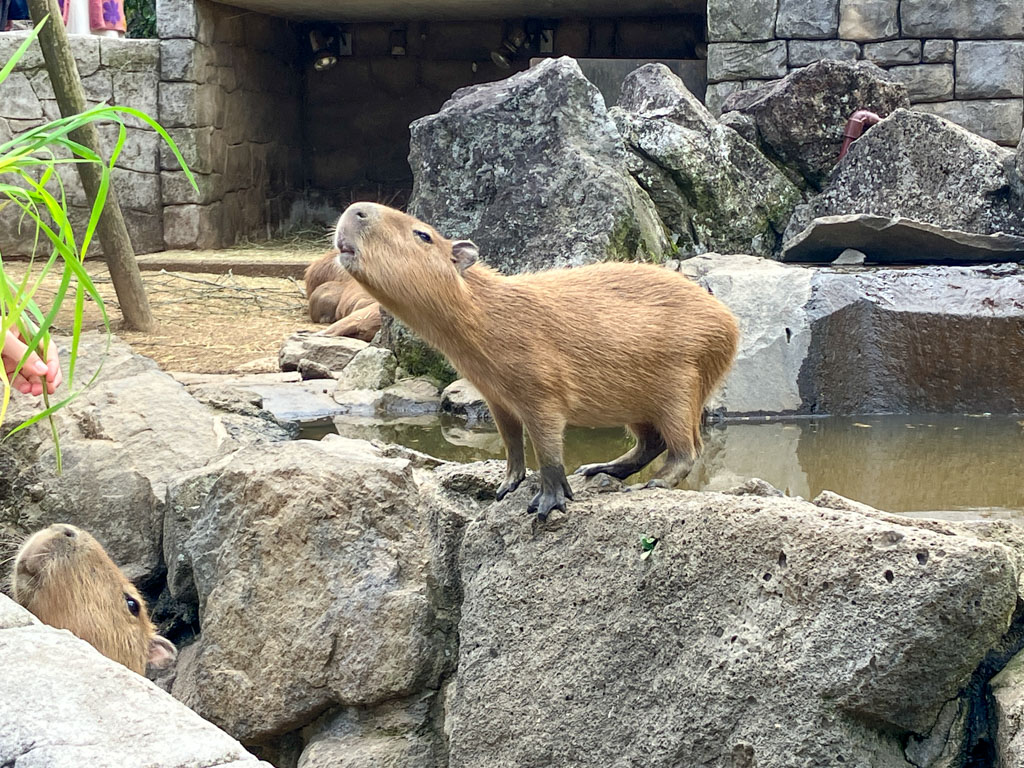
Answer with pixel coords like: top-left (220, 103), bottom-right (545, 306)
top-left (0, 33), bottom-right (163, 256)
top-left (706, 0), bottom-right (1024, 146)
top-left (157, 0), bottom-right (303, 249)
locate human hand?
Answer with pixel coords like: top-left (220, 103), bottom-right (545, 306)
top-left (2, 329), bottom-right (63, 397)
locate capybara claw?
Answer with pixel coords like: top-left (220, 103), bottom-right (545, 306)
top-left (527, 490), bottom-right (567, 521)
top-left (495, 475), bottom-right (524, 501)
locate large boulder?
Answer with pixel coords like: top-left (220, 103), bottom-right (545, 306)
top-left (407, 56), bottom-right (669, 273)
top-left (784, 109), bottom-right (1024, 243)
top-left (721, 59), bottom-right (910, 190)
top-left (0, 333), bottom-right (233, 586)
top-left (445, 484), bottom-right (1024, 767)
top-left (684, 254), bottom-right (1024, 415)
top-left (165, 436), bottom-right (446, 745)
top-left (0, 595), bottom-right (271, 768)
top-left (611, 64), bottom-right (801, 257)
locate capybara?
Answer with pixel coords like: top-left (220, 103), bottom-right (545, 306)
top-left (333, 202), bottom-right (740, 519)
top-left (11, 524), bottom-right (176, 675)
top-left (304, 249), bottom-right (382, 341)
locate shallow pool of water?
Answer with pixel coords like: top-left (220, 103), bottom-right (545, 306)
top-left (321, 414), bottom-right (1024, 517)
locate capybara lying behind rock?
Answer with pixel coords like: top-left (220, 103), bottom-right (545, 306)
top-left (304, 250), bottom-right (382, 341)
top-left (333, 202), bottom-right (740, 519)
top-left (11, 524), bottom-right (176, 675)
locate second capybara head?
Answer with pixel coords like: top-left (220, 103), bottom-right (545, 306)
top-left (11, 524), bottom-right (176, 676)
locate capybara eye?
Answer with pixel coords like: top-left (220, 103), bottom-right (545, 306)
top-left (125, 594), bottom-right (141, 617)
top-left (414, 230), bottom-right (433, 244)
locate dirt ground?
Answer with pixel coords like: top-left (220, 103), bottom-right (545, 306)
top-left (3, 239), bottom-right (327, 374)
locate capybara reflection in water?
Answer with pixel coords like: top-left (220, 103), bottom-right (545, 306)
top-left (333, 202), bottom-right (740, 520)
top-left (304, 249), bottom-right (382, 341)
top-left (11, 524), bottom-right (176, 675)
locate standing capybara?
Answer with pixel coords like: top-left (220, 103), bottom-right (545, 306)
top-left (11, 524), bottom-right (176, 675)
top-left (304, 249), bottom-right (382, 341)
top-left (333, 202), bottom-right (740, 519)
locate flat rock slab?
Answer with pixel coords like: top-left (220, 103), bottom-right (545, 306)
top-left (782, 214), bottom-right (1024, 264)
top-left (0, 596), bottom-right (270, 768)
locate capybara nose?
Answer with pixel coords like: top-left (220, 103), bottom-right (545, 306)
top-left (57, 525), bottom-right (76, 539)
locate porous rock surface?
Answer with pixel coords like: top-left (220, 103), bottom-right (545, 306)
top-left (784, 109), bottom-right (1024, 242)
top-left (611, 64), bottom-right (801, 257)
top-left (446, 480), bottom-right (1024, 767)
top-left (720, 59), bottom-right (910, 190)
top-left (408, 56), bottom-right (669, 274)
top-left (0, 595), bottom-right (270, 768)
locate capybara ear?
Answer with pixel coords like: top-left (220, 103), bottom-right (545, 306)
top-left (451, 240), bottom-right (479, 272)
top-left (148, 635), bottom-right (177, 669)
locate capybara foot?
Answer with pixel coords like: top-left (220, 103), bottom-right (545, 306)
top-left (528, 465), bottom-right (574, 520)
top-left (575, 461), bottom-right (640, 480)
top-left (495, 471), bottom-right (526, 501)
top-left (624, 478), bottom-right (674, 493)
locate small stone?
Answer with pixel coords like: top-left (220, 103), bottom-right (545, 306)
top-left (278, 332), bottom-right (368, 373)
top-left (838, 0), bottom-right (899, 41)
top-left (776, 0), bottom-right (839, 38)
top-left (955, 42), bottom-right (1024, 100)
top-left (335, 346), bottom-right (398, 391)
top-left (378, 378), bottom-right (442, 416)
top-left (862, 39), bottom-right (921, 66)
top-left (441, 379), bottom-right (493, 423)
top-left (707, 41), bottom-right (788, 82)
top-left (833, 248), bottom-right (867, 265)
top-left (921, 40), bottom-right (954, 64)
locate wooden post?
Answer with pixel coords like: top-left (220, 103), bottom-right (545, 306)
top-left (26, 0), bottom-right (155, 332)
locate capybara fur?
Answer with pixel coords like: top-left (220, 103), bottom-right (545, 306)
top-left (11, 524), bottom-right (176, 675)
top-left (304, 250), bottom-right (382, 341)
top-left (334, 202), bottom-right (740, 519)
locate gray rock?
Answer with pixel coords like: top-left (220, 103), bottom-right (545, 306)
top-left (838, 0), bottom-right (899, 41)
top-left (707, 0), bottom-right (778, 42)
top-left (888, 63), bottom-right (954, 102)
top-left (776, 0), bottom-right (839, 38)
top-left (787, 39), bottom-right (860, 68)
top-left (167, 438), bottom-right (445, 744)
top-left (379, 378), bottom-right (442, 416)
top-left (922, 39), bottom-right (955, 64)
top-left (0, 31), bottom-right (44, 69)
top-left (913, 99), bottom-right (1024, 146)
top-left (706, 41), bottom-right (787, 82)
top-left (612, 64), bottom-right (801, 257)
top-left (335, 346), bottom-right (398, 391)
top-left (862, 39), bottom-right (922, 66)
top-left (407, 57), bottom-right (669, 275)
top-left (901, 0), bottom-right (1024, 38)
top-left (956, 42), bottom-right (1024, 100)
top-left (298, 694), bottom-right (442, 768)
top-left (332, 388), bottom-right (386, 416)
top-left (833, 247), bottom-right (867, 265)
top-left (446, 489), bottom-right (1020, 766)
top-left (992, 651), bottom-right (1024, 766)
top-left (278, 332), bottom-right (367, 372)
top-left (785, 109), bottom-right (1023, 241)
top-left (782, 214), bottom-right (1024, 264)
top-left (377, 313), bottom-right (456, 394)
top-left (703, 80), bottom-right (745, 116)
top-left (0, 72), bottom-right (44, 120)
top-left (720, 60), bottom-right (909, 189)
top-left (100, 38), bottom-right (160, 71)
top-left (0, 596), bottom-right (270, 768)
top-left (717, 110), bottom-right (758, 144)
top-left (440, 379), bottom-right (492, 424)
top-left (0, 333), bottom-right (231, 585)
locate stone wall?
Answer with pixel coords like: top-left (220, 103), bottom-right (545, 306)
top-left (0, 33), bottom-right (163, 256)
top-left (157, 0), bottom-right (303, 249)
top-left (706, 0), bottom-right (1024, 146)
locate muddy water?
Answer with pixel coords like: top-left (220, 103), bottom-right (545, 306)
top-left (323, 414), bottom-right (1024, 517)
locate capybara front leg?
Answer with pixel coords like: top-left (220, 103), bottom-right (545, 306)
top-left (576, 423), bottom-right (666, 480)
top-left (491, 401), bottom-right (526, 501)
top-left (524, 414), bottom-right (573, 520)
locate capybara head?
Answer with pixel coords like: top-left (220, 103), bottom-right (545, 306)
top-left (333, 202), bottom-right (479, 311)
top-left (11, 524), bottom-right (176, 675)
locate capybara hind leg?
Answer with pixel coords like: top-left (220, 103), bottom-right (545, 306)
top-left (575, 423), bottom-right (666, 480)
top-left (492, 401), bottom-right (526, 500)
top-left (524, 413), bottom-right (573, 520)
top-left (645, 395), bottom-right (699, 489)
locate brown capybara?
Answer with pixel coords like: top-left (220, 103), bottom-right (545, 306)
top-left (11, 524), bottom-right (176, 675)
top-left (304, 250), bottom-right (382, 341)
top-left (333, 202), bottom-right (740, 519)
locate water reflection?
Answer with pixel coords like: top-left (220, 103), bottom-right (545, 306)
top-left (323, 414), bottom-right (1024, 516)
